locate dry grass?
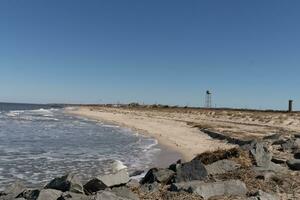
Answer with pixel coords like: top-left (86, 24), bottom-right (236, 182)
top-left (193, 148), bottom-right (240, 165)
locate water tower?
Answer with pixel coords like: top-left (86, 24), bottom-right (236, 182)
top-left (205, 90), bottom-right (212, 108)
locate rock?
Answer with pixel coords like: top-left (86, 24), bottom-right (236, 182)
top-left (59, 192), bottom-right (89, 200)
top-left (271, 157), bottom-right (286, 164)
top-left (271, 139), bottom-right (286, 145)
top-left (140, 182), bottom-right (160, 193)
top-left (126, 179), bottom-right (140, 190)
top-left (141, 168), bottom-right (175, 184)
top-left (84, 169), bottom-right (130, 194)
top-left (5, 181), bottom-right (25, 196)
top-left (1, 181), bottom-right (26, 199)
top-left (98, 169), bottom-right (130, 188)
top-left (174, 159), bottom-right (208, 182)
top-left (250, 142), bottom-right (272, 168)
top-left (93, 190), bottom-right (136, 200)
top-left (294, 134), bottom-right (300, 139)
top-left (111, 186), bottom-right (139, 200)
top-left (253, 162), bottom-right (286, 173)
top-left (16, 189), bottom-right (40, 200)
top-left (247, 190), bottom-right (279, 200)
top-left (205, 159), bottom-right (240, 175)
top-left (295, 139), bottom-right (300, 148)
top-left (255, 171), bottom-right (276, 181)
top-left (92, 191), bottom-right (118, 200)
top-left (37, 189), bottom-right (62, 200)
top-left (129, 170), bottom-right (144, 177)
top-left (294, 151), bottom-right (300, 159)
top-left (170, 180), bottom-right (247, 200)
top-left (287, 159), bottom-right (300, 170)
top-left (45, 173), bottom-right (84, 194)
top-left (83, 179), bottom-right (106, 195)
top-left (263, 133), bottom-right (281, 140)
top-left (281, 139), bottom-right (300, 151)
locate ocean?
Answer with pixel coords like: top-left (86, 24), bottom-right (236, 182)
top-left (0, 103), bottom-right (159, 189)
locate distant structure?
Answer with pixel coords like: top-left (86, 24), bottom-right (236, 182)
top-left (205, 90), bottom-right (212, 108)
top-left (288, 100), bottom-right (293, 112)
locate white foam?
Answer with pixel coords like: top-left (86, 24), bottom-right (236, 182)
top-left (112, 160), bottom-right (127, 172)
top-left (102, 124), bottom-right (119, 128)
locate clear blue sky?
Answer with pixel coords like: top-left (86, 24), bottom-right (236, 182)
top-left (0, 0), bottom-right (300, 110)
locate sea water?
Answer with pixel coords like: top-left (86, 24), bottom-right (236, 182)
top-left (0, 103), bottom-right (160, 190)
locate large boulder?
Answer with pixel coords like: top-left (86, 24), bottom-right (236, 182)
top-left (0, 181), bottom-right (26, 199)
top-left (36, 189), bottom-right (62, 200)
top-left (205, 159), bottom-right (240, 175)
top-left (141, 168), bottom-right (175, 184)
top-left (174, 159), bottom-right (208, 182)
top-left (84, 169), bottom-right (130, 194)
top-left (287, 159), bottom-right (300, 170)
top-left (170, 180), bottom-right (247, 200)
top-left (45, 173), bottom-right (84, 194)
top-left (111, 186), bottom-right (139, 200)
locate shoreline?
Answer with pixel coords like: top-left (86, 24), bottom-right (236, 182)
top-left (66, 106), bottom-right (234, 161)
top-left (66, 107), bottom-right (183, 168)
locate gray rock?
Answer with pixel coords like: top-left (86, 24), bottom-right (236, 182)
top-left (295, 139), bottom-right (300, 148)
top-left (60, 192), bottom-right (89, 200)
top-left (129, 170), bottom-right (144, 177)
top-left (45, 173), bottom-right (84, 194)
top-left (126, 180), bottom-right (140, 190)
top-left (141, 168), bottom-right (174, 184)
top-left (247, 190), bottom-right (279, 200)
top-left (37, 189), bottom-right (62, 200)
top-left (205, 159), bottom-right (240, 175)
top-left (111, 186), bottom-right (139, 200)
top-left (250, 142), bottom-right (272, 168)
top-left (263, 133), bottom-right (281, 140)
top-left (271, 139), bottom-right (286, 145)
top-left (174, 159), bottom-right (208, 182)
top-left (287, 159), bottom-right (300, 170)
top-left (255, 171), bottom-right (276, 181)
top-left (84, 169), bottom-right (130, 194)
top-left (0, 181), bottom-right (26, 200)
top-left (170, 180), bottom-right (247, 200)
top-left (98, 169), bottom-right (130, 188)
top-left (16, 189), bottom-right (40, 200)
top-left (253, 162), bottom-right (286, 173)
top-left (281, 138), bottom-right (300, 151)
top-left (4, 181), bottom-right (26, 198)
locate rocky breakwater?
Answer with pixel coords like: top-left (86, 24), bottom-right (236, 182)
top-left (1, 136), bottom-right (300, 200)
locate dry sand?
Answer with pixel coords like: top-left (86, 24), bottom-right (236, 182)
top-left (67, 106), bottom-right (300, 161)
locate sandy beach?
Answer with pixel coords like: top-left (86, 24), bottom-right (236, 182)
top-left (68, 106), bottom-right (300, 162)
top-left (68, 106), bottom-right (232, 161)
